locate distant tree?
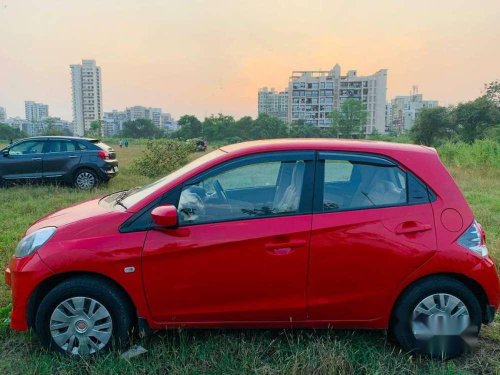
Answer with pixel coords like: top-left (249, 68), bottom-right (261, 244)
top-left (86, 120), bottom-right (102, 138)
top-left (202, 114), bottom-right (236, 141)
top-left (410, 107), bottom-right (455, 146)
top-left (174, 115), bottom-right (203, 139)
top-left (451, 96), bottom-right (500, 143)
top-left (122, 119), bottom-right (162, 138)
top-left (247, 114), bottom-right (288, 139)
top-left (234, 116), bottom-right (253, 140)
top-left (484, 80), bottom-right (500, 107)
top-left (40, 118), bottom-right (72, 136)
top-left (0, 123), bottom-right (27, 141)
top-left (330, 99), bottom-right (367, 138)
top-left (289, 120), bottom-right (322, 138)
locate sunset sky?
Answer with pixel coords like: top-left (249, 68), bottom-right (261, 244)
top-left (1, 0), bottom-right (499, 121)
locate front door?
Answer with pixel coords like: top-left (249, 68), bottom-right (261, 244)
top-left (307, 152), bottom-right (437, 322)
top-left (0, 140), bottom-right (45, 179)
top-left (142, 151), bottom-right (315, 323)
top-left (42, 140), bottom-right (82, 178)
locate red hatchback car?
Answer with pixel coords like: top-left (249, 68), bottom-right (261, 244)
top-left (4, 139), bottom-right (499, 357)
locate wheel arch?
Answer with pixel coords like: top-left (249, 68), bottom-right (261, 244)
top-left (389, 272), bottom-right (489, 327)
top-left (27, 271), bottom-right (137, 330)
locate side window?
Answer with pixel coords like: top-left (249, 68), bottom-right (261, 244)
top-left (46, 141), bottom-right (78, 153)
top-left (178, 159), bottom-right (307, 225)
top-left (76, 142), bottom-right (88, 151)
top-left (9, 141), bottom-right (45, 155)
top-left (321, 159), bottom-right (407, 212)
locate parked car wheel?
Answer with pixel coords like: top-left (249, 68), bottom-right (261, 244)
top-left (35, 277), bottom-right (133, 356)
top-left (74, 168), bottom-right (99, 189)
top-left (391, 276), bottom-right (482, 358)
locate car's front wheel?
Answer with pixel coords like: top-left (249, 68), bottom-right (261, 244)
top-left (74, 169), bottom-right (99, 189)
top-left (35, 277), bottom-right (133, 356)
top-left (391, 276), bottom-right (482, 358)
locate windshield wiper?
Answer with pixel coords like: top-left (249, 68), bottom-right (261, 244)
top-left (114, 186), bottom-right (142, 209)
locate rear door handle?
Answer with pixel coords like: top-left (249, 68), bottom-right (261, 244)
top-left (68, 155), bottom-right (78, 158)
top-left (395, 221), bottom-right (432, 234)
top-left (265, 239), bottom-right (306, 255)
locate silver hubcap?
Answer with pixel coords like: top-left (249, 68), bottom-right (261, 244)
top-left (412, 293), bottom-right (470, 340)
top-left (50, 297), bottom-right (113, 355)
top-left (76, 172), bottom-right (95, 189)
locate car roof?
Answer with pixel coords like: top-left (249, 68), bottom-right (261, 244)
top-left (22, 136), bottom-right (99, 142)
top-left (219, 138), bottom-right (435, 157)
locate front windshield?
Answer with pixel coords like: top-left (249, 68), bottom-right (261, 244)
top-left (120, 149), bottom-right (225, 208)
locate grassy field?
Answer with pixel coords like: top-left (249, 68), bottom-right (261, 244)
top-left (0, 142), bottom-right (499, 374)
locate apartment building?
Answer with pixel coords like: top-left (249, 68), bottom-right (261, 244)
top-left (70, 59), bottom-right (103, 136)
top-left (103, 110), bottom-right (128, 137)
top-left (257, 87), bottom-right (289, 123)
top-left (287, 64), bottom-right (387, 134)
top-left (126, 106), bottom-right (162, 127)
top-left (386, 90), bottom-right (438, 133)
top-left (24, 101), bottom-right (49, 122)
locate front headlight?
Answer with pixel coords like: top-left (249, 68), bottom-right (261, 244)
top-left (15, 227), bottom-right (57, 258)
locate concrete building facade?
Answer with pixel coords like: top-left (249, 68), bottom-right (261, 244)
top-left (24, 101), bottom-right (49, 122)
top-left (103, 110), bottom-right (128, 137)
top-left (257, 87), bottom-right (289, 123)
top-left (385, 91), bottom-right (438, 133)
top-left (125, 106), bottom-right (162, 127)
top-left (287, 64), bottom-right (387, 134)
top-left (70, 59), bottom-right (103, 136)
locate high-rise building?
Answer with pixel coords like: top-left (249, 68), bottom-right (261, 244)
top-left (70, 59), bottom-right (103, 136)
top-left (0, 106), bottom-right (6, 122)
top-left (385, 88), bottom-right (438, 133)
top-left (125, 106), bottom-right (162, 127)
top-left (103, 110), bottom-right (128, 136)
top-left (287, 64), bottom-right (387, 134)
top-left (257, 87), bottom-right (288, 123)
top-left (24, 101), bottom-right (49, 122)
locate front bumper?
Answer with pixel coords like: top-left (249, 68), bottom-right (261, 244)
top-left (5, 253), bottom-right (53, 331)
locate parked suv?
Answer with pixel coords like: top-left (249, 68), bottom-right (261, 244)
top-left (0, 136), bottom-right (118, 189)
top-left (4, 140), bottom-right (499, 357)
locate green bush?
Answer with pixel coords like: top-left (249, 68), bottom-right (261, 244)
top-left (133, 139), bottom-right (191, 178)
top-left (437, 139), bottom-right (500, 168)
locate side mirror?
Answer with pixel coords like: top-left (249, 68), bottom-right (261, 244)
top-left (2, 149), bottom-right (9, 157)
top-left (151, 204), bottom-right (178, 228)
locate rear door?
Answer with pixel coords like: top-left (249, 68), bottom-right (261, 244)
top-left (0, 140), bottom-right (45, 179)
top-left (307, 152), bottom-right (437, 322)
top-left (42, 140), bottom-right (82, 178)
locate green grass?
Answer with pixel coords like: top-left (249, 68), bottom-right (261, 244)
top-left (0, 142), bottom-right (499, 374)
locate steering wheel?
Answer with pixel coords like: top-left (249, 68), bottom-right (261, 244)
top-left (213, 179), bottom-right (230, 207)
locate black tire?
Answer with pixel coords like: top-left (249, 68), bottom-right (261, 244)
top-left (73, 168), bottom-right (99, 189)
top-left (391, 276), bottom-right (482, 358)
top-left (35, 277), bottom-right (134, 356)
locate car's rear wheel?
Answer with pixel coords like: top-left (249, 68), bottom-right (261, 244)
top-left (74, 169), bottom-right (99, 189)
top-left (391, 276), bottom-right (482, 358)
top-left (35, 277), bottom-right (133, 356)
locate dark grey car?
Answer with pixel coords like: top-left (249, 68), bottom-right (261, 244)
top-left (0, 136), bottom-right (118, 189)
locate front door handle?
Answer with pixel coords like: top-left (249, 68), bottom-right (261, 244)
top-left (265, 239), bottom-right (306, 255)
top-left (68, 155), bottom-right (78, 158)
top-left (395, 221), bottom-right (432, 234)
top-left (32, 157), bottom-right (42, 161)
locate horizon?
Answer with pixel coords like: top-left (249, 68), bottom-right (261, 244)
top-left (1, 0), bottom-right (499, 121)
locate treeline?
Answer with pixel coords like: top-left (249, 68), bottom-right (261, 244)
top-left (410, 80), bottom-right (500, 146)
top-left (0, 123), bottom-right (27, 141)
